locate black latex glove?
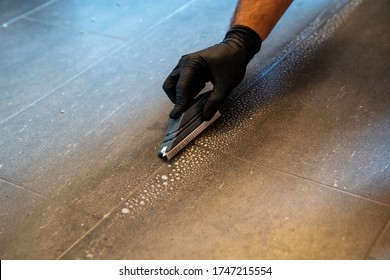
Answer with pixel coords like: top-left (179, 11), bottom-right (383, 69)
top-left (163, 25), bottom-right (262, 120)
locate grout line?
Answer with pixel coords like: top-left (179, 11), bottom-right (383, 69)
top-left (364, 217), bottom-right (390, 260)
top-left (23, 0), bottom-right (198, 38)
top-left (0, 178), bottom-right (103, 220)
top-left (0, 0), bottom-right (199, 127)
top-left (233, 152), bottom-right (390, 207)
top-left (56, 216), bottom-right (106, 259)
top-left (23, 16), bottom-right (128, 42)
top-left (0, 177), bottom-right (51, 200)
top-left (0, 52), bottom-right (115, 126)
top-left (204, 147), bottom-right (390, 208)
top-left (0, 177), bottom-right (86, 215)
top-left (1, 0), bottom-right (58, 27)
top-left (56, 163), bottom-right (166, 259)
top-left (143, 0), bottom-right (198, 34)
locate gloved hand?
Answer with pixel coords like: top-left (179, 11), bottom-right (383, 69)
top-left (163, 25), bottom-right (262, 120)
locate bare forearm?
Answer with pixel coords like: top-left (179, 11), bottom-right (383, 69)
top-left (232, 0), bottom-right (293, 40)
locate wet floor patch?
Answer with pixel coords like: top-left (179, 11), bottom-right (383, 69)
top-left (116, 145), bottom-right (223, 220)
top-left (79, 0), bottom-right (376, 236)
top-left (60, 143), bottom-right (390, 260)
top-left (114, 0), bottom-right (370, 220)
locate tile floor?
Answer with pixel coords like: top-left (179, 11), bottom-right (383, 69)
top-left (0, 0), bottom-right (389, 259)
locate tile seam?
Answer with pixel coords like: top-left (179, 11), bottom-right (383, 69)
top-left (56, 217), bottom-right (106, 260)
top-left (56, 163), bottom-right (167, 259)
top-left (0, 177), bottom-right (51, 200)
top-left (364, 217), bottom-right (390, 260)
top-left (199, 146), bottom-right (390, 208)
top-left (1, 0), bottom-right (58, 26)
top-left (23, 16), bottom-right (128, 41)
top-left (0, 177), bottom-right (96, 218)
top-left (236, 154), bottom-right (390, 208)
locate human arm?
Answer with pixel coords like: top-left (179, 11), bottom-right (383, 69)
top-left (163, 0), bottom-right (293, 120)
top-left (232, 0), bottom-right (293, 40)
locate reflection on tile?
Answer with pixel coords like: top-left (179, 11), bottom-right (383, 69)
top-left (0, 19), bottom-right (123, 123)
top-left (0, 0), bottom-right (50, 25)
top-left (27, 0), bottom-right (191, 39)
top-left (0, 179), bottom-right (98, 259)
top-left (60, 146), bottom-right (390, 259)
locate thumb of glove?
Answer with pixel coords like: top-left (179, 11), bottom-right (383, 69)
top-left (169, 104), bottom-right (187, 119)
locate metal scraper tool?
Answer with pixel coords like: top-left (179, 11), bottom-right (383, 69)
top-left (158, 91), bottom-right (221, 160)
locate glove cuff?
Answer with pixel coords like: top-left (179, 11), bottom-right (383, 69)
top-left (224, 25), bottom-right (262, 60)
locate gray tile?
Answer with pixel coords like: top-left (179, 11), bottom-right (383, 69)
top-left (0, 19), bottom-right (123, 123)
top-left (0, 0), bottom-right (239, 217)
top-left (0, 0), bottom-right (51, 25)
top-left (0, 179), bottom-right (99, 259)
top-left (27, 0), bottom-right (192, 39)
top-left (60, 146), bottom-right (390, 259)
top-left (368, 220), bottom-right (390, 259)
top-left (196, 0), bottom-right (390, 204)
